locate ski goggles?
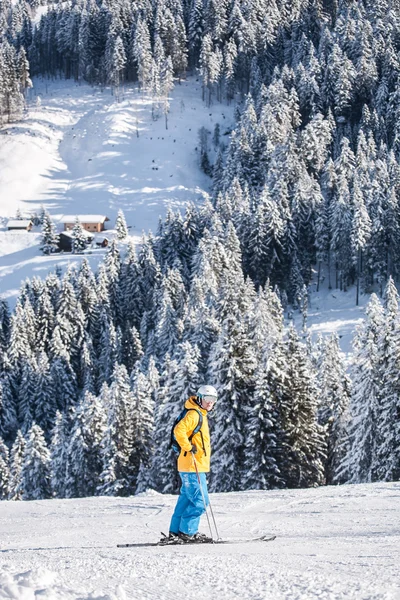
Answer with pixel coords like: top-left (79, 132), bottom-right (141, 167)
top-left (200, 395), bottom-right (217, 404)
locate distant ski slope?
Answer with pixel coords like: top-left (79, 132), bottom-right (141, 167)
top-left (0, 483), bottom-right (399, 599)
top-left (0, 77), bottom-right (233, 304)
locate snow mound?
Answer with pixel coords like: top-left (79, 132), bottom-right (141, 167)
top-left (0, 567), bottom-right (126, 600)
top-left (134, 488), bottom-right (163, 497)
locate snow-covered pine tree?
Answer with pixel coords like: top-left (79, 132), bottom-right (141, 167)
top-left (172, 16), bottom-right (188, 81)
top-left (76, 258), bottom-right (97, 319)
top-left (50, 412), bottom-right (69, 499)
top-left (132, 19), bottom-right (152, 91)
top-left (36, 289), bottom-right (55, 353)
top-left (0, 299), bottom-right (10, 353)
top-left (79, 338), bottom-right (96, 394)
top-left (184, 276), bottom-right (220, 377)
top-left (50, 354), bottom-right (78, 414)
top-left (188, 0), bottom-right (204, 66)
top-left (149, 355), bottom-right (180, 492)
top-left (41, 211), bottom-right (59, 255)
top-left (131, 367), bottom-right (154, 493)
top-left (106, 35), bottom-right (126, 100)
top-left (339, 294), bottom-right (384, 483)
top-left (18, 358), bottom-right (37, 435)
top-left (98, 364), bottom-right (135, 496)
top-left (0, 372), bottom-right (18, 442)
top-left (278, 327), bottom-right (326, 488)
top-left (350, 173), bottom-right (371, 305)
top-left (317, 333), bottom-right (351, 484)
top-left (208, 308), bottom-right (257, 492)
top-left (0, 436), bottom-right (10, 500)
top-left (120, 324), bottom-right (142, 374)
top-left (102, 240), bottom-right (122, 323)
top-left (99, 320), bottom-right (120, 386)
top-left (115, 209), bottom-right (129, 240)
top-left (154, 288), bottom-right (182, 360)
top-left (51, 274), bottom-right (85, 369)
top-left (120, 240), bottom-right (143, 328)
top-left (21, 423), bottom-right (52, 500)
top-left (65, 391), bottom-right (106, 497)
top-left (374, 278), bottom-right (400, 481)
top-left (34, 352), bottom-right (56, 435)
top-left (8, 430), bottom-right (25, 500)
top-left (71, 217), bottom-right (87, 254)
top-left (242, 345), bottom-right (285, 490)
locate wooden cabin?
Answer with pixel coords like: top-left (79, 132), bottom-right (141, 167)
top-left (7, 220), bottom-right (33, 231)
top-left (58, 230), bottom-right (94, 252)
top-left (60, 215), bottom-right (109, 233)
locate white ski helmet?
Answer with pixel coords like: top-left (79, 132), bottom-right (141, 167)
top-left (196, 385), bottom-right (218, 405)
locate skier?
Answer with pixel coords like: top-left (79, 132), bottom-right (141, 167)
top-left (167, 385), bottom-right (218, 544)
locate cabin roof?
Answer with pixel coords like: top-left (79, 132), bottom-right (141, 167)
top-left (60, 215), bottom-right (109, 223)
top-left (7, 220), bottom-right (32, 228)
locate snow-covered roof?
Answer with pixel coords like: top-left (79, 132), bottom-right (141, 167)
top-left (60, 215), bottom-right (108, 223)
top-left (60, 230), bottom-right (94, 239)
top-left (7, 220), bottom-right (32, 228)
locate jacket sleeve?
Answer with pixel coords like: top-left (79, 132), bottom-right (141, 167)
top-left (174, 410), bottom-right (200, 454)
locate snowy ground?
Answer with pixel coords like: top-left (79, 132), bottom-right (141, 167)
top-left (0, 483), bottom-right (399, 599)
top-left (0, 77), bottom-right (232, 303)
top-left (291, 283), bottom-right (370, 356)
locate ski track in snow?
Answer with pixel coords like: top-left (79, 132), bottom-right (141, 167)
top-left (0, 483), bottom-right (399, 599)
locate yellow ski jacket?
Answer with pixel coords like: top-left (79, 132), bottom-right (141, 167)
top-left (174, 397), bottom-right (211, 473)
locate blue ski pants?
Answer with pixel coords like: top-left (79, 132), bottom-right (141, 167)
top-left (169, 472), bottom-right (209, 536)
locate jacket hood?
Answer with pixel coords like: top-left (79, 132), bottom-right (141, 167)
top-left (185, 396), bottom-right (207, 415)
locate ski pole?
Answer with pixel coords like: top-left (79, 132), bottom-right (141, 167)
top-left (207, 492), bottom-right (221, 541)
top-left (191, 452), bottom-right (220, 541)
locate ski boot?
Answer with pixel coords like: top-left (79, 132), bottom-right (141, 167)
top-left (158, 532), bottom-right (184, 546)
top-left (178, 531), bottom-right (213, 544)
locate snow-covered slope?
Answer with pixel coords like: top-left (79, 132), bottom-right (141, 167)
top-left (0, 78), bottom-right (233, 303)
top-left (0, 483), bottom-right (399, 599)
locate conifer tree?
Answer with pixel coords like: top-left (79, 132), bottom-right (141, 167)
top-left (9, 430), bottom-right (25, 500)
top-left (71, 217), bottom-right (87, 254)
top-left (41, 210), bottom-right (59, 255)
top-left (208, 307), bottom-right (257, 492)
top-left (98, 364), bottom-right (135, 496)
top-left (374, 278), bottom-right (400, 481)
top-left (115, 209), bottom-right (129, 240)
top-left (0, 436), bottom-right (10, 500)
top-left (50, 411), bottom-right (69, 498)
top-left (22, 423), bottom-right (52, 500)
top-left (34, 352), bottom-right (56, 434)
top-left (340, 295), bottom-right (384, 483)
top-left (242, 348), bottom-right (284, 490)
top-left (149, 355), bottom-right (180, 492)
top-left (132, 19), bottom-right (152, 90)
top-left (278, 327), bottom-right (326, 488)
top-left (131, 368), bottom-right (154, 493)
top-left (66, 391), bottom-right (106, 497)
top-left (106, 35), bottom-right (126, 99)
top-left (317, 334), bottom-right (351, 484)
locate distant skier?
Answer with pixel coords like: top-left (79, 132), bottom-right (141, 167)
top-left (166, 385), bottom-right (218, 544)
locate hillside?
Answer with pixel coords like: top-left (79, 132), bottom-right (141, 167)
top-left (0, 77), bottom-right (233, 304)
top-left (0, 482), bottom-right (399, 599)
top-left (0, 75), bottom-right (368, 356)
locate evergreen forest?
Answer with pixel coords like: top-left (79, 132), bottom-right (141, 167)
top-left (1, 0), bottom-right (400, 499)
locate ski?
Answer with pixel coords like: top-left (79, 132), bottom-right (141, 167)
top-left (117, 534), bottom-right (276, 548)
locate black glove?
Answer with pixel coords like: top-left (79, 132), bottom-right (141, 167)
top-left (191, 444), bottom-right (197, 454)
